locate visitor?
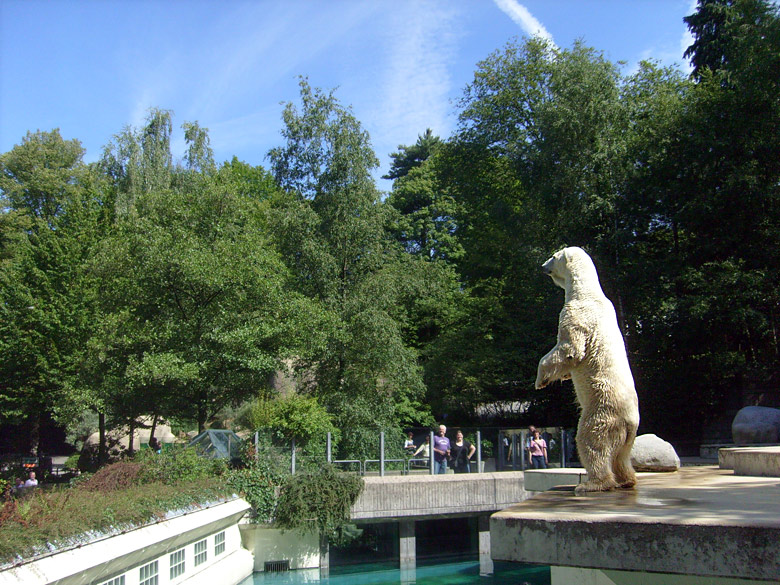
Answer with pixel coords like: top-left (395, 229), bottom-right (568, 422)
top-left (413, 435), bottom-right (430, 459)
top-left (433, 424), bottom-right (451, 474)
top-left (149, 437), bottom-right (161, 454)
top-left (528, 429), bottom-right (548, 469)
top-left (23, 471), bottom-right (38, 487)
top-left (403, 431), bottom-right (416, 453)
top-left (451, 430), bottom-right (476, 473)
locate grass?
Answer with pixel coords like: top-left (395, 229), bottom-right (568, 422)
top-left (0, 455), bottom-right (234, 566)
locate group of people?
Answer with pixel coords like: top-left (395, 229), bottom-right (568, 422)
top-left (404, 425), bottom-right (476, 474)
top-left (13, 471), bottom-right (39, 490)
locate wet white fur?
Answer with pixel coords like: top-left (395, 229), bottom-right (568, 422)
top-left (535, 247), bottom-right (639, 494)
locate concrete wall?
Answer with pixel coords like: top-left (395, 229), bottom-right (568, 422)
top-left (552, 567), bottom-right (770, 585)
top-left (0, 499), bottom-right (253, 585)
top-left (239, 525), bottom-right (320, 571)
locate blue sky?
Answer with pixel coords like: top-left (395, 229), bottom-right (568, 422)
top-left (1, 0), bottom-right (696, 187)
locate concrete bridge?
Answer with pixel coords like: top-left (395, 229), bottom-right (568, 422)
top-left (339, 471), bottom-right (531, 575)
top-left (351, 471), bottom-right (529, 521)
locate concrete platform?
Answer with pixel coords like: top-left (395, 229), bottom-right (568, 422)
top-left (524, 468), bottom-right (588, 492)
top-left (491, 466), bottom-right (780, 582)
top-left (720, 446), bottom-right (780, 476)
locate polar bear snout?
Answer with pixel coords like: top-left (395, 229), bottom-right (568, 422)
top-left (541, 256), bottom-right (555, 275)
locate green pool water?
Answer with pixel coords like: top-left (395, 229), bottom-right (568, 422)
top-left (238, 557), bottom-right (550, 585)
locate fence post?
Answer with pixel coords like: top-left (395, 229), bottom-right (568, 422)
top-left (327, 432), bottom-right (332, 464)
top-left (291, 437), bottom-right (296, 475)
top-left (476, 430), bottom-right (482, 473)
top-left (380, 431), bottom-right (385, 477)
top-left (254, 431), bottom-right (259, 462)
top-left (429, 431), bottom-right (435, 475)
top-left (560, 427), bottom-right (564, 468)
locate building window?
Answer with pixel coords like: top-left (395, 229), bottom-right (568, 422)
top-left (100, 577), bottom-right (125, 585)
top-left (139, 560), bottom-right (158, 585)
top-left (194, 539), bottom-right (208, 566)
top-left (170, 548), bottom-right (186, 579)
top-left (214, 531), bottom-right (226, 556)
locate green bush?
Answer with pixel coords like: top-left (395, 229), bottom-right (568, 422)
top-left (274, 465), bottom-right (363, 540)
top-left (135, 446), bottom-right (227, 484)
top-left (246, 394), bottom-right (340, 459)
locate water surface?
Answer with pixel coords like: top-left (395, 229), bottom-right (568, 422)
top-left (239, 558), bottom-right (550, 585)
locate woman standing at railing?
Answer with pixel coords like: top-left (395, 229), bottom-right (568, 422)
top-left (528, 429), bottom-right (548, 469)
top-left (451, 430), bottom-right (476, 473)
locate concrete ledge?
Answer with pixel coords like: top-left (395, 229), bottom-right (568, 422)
top-left (723, 446), bottom-right (780, 477)
top-left (351, 472), bottom-right (529, 521)
top-left (718, 444), bottom-right (780, 469)
top-left (524, 468), bottom-right (588, 492)
top-left (719, 445), bottom-right (780, 475)
top-left (700, 443), bottom-right (733, 460)
top-left (491, 467), bottom-right (780, 582)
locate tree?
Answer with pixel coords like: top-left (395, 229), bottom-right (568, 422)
top-left (428, 37), bottom-right (631, 425)
top-left (0, 132), bottom-right (104, 454)
top-left (0, 129), bottom-right (85, 222)
top-left (385, 131), bottom-right (462, 261)
top-left (267, 80), bottom-right (436, 458)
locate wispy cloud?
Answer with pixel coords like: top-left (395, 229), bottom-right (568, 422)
top-left (678, 0), bottom-right (697, 71)
top-left (492, 0), bottom-right (555, 47)
top-left (369, 2), bottom-right (462, 176)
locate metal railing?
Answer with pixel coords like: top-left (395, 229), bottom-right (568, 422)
top-left (256, 426), bottom-right (574, 476)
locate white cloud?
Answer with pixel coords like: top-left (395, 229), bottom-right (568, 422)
top-left (679, 0), bottom-right (698, 70)
top-left (492, 0), bottom-right (555, 46)
top-left (368, 2), bottom-right (462, 178)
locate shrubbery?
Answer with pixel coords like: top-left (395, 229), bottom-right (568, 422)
top-left (0, 443), bottom-right (364, 564)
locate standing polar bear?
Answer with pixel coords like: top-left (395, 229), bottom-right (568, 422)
top-left (535, 247), bottom-right (639, 494)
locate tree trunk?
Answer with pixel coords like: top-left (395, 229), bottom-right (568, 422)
top-left (149, 413), bottom-right (158, 443)
top-left (29, 412), bottom-right (41, 457)
top-left (128, 418), bottom-right (136, 456)
top-left (98, 411), bottom-right (107, 466)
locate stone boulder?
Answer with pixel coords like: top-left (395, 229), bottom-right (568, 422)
top-left (732, 406), bottom-right (780, 444)
top-left (630, 434), bottom-right (680, 472)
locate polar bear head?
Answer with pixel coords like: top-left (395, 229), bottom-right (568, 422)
top-left (541, 246), bottom-right (601, 295)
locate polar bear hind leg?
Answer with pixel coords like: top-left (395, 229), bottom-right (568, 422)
top-left (574, 414), bottom-right (622, 494)
top-left (612, 425), bottom-right (637, 489)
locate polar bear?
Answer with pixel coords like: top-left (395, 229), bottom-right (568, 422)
top-left (535, 247), bottom-right (640, 494)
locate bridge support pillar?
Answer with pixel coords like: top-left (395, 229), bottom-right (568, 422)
top-left (479, 515), bottom-right (493, 575)
top-left (319, 533), bottom-right (329, 578)
top-left (399, 519), bottom-right (416, 571)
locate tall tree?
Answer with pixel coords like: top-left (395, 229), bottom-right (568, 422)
top-left (386, 131), bottom-right (462, 262)
top-left (90, 113), bottom-right (325, 433)
top-left (0, 131), bottom-right (104, 454)
top-left (429, 37), bottom-right (630, 425)
top-left (268, 80), bottom-right (435, 458)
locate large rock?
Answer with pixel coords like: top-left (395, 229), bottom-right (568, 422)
top-left (630, 434), bottom-right (680, 472)
top-left (732, 406), bottom-right (780, 444)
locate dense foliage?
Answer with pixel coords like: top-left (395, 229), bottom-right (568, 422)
top-left (0, 451), bottom-right (232, 564)
top-left (2, 0), bottom-right (779, 457)
top-left (274, 465), bottom-right (364, 540)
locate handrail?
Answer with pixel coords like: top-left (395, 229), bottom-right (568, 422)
top-left (364, 458), bottom-right (407, 476)
top-left (331, 459), bottom-right (363, 474)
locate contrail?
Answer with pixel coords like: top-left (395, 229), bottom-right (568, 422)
top-left (493, 0), bottom-right (556, 47)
